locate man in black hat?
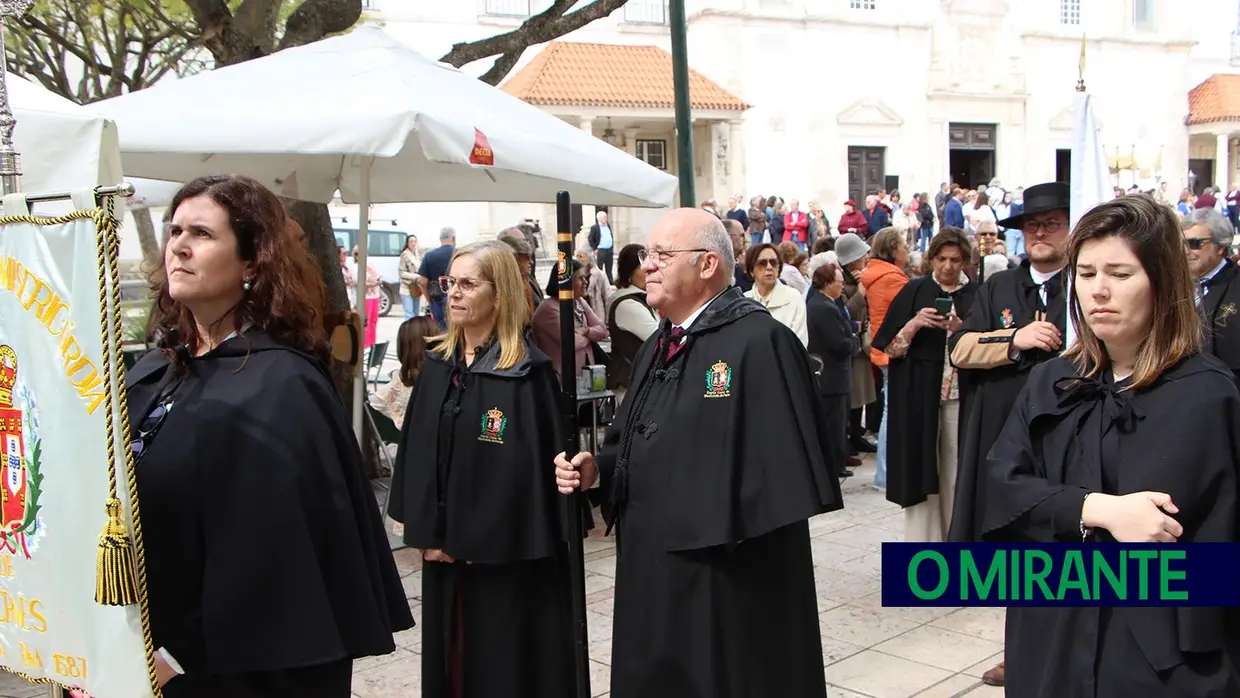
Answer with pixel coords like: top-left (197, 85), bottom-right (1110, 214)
top-left (944, 181), bottom-right (1071, 687)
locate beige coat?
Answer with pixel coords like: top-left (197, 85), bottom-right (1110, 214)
top-left (745, 282), bottom-right (808, 347)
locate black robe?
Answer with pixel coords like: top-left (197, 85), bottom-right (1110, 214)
top-left (872, 276), bottom-right (977, 508)
top-left (125, 333), bottom-right (413, 698)
top-left (598, 287), bottom-right (841, 698)
top-left (982, 354), bottom-right (1240, 697)
top-left (947, 260), bottom-right (1066, 541)
top-left (390, 337), bottom-right (573, 698)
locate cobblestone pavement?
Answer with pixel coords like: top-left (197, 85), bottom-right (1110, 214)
top-left (0, 454), bottom-right (1005, 698)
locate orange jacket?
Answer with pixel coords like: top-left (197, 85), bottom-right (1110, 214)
top-left (859, 259), bottom-right (910, 367)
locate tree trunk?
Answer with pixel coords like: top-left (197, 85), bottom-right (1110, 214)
top-left (133, 208), bottom-right (161, 273)
top-left (285, 199), bottom-right (383, 478)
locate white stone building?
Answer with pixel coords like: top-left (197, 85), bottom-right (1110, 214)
top-left (346, 0), bottom-right (1240, 247)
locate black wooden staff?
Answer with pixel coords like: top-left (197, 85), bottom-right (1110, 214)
top-left (556, 190), bottom-right (591, 698)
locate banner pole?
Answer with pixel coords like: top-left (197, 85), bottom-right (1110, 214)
top-left (555, 190), bottom-right (591, 698)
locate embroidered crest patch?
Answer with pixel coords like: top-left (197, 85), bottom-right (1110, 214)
top-left (479, 407), bottom-right (507, 444)
top-left (704, 361), bottom-right (733, 398)
top-left (1000, 309), bottom-right (1014, 329)
top-left (1220, 303), bottom-right (1236, 328)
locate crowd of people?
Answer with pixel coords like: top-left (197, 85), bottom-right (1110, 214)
top-left (124, 170), bottom-right (1240, 698)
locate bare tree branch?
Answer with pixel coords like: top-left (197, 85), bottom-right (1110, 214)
top-left (439, 0), bottom-right (629, 85)
top-left (279, 0), bottom-right (363, 51)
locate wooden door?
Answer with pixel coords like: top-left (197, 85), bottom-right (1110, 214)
top-left (848, 146), bottom-right (886, 203)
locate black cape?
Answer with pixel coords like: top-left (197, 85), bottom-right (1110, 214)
top-left (598, 287), bottom-right (840, 698)
top-left (982, 354), bottom-right (1240, 697)
top-left (872, 276), bottom-right (977, 507)
top-left (947, 261), bottom-right (1066, 541)
top-left (390, 337), bottom-right (573, 698)
top-left (126, 333), bottom-right (413, 698)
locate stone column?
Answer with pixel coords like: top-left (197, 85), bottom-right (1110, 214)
top-left (578, 117), bottom-right (597, 245)
top-left (728, 119), bottom-right (745, 200)
top-left (1217, 132), bottom-right (1231, 191)
top-left (618, 128), bottom-right (641, 246)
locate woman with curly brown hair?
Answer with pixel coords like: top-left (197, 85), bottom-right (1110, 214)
top-left (126, 174), bottom-right (413, 697)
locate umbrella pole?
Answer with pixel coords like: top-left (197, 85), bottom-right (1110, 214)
top-left (352, 158), bottom-right (373, 440)
top-left (556, 190), bottom-right (592, 698)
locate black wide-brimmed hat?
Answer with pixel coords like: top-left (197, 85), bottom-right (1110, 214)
top-left (997, 182), bottom-right (1070, 230)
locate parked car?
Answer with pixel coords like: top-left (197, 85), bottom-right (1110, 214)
top-left (334, 227), bottom-right (409, 316)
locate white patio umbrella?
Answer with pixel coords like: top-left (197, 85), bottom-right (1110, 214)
top-left (93, 25), bottom-right (678, 438)
top-left (10, 74), bottom-right (123, 202)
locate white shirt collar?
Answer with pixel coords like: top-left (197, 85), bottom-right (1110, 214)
top-left (1203, 258), bottom-right (1228, 283)
top-left (1029, 265), bottom-right (1061, 285)
top-left (933, 272), bottom-right (968, 292)
top-left (674, 288), bottom-right (728, 331)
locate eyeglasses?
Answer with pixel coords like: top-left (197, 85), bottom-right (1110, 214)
top-left (637, 248), bottom-right (710, 269)
top-left (753, 257), bottom-right (781, 269)
top-left (1184, 237), bottom-right (1213, 250)
top-left (978, 231), bottom-right (998, 237)
top-left (438, 276), bottom-right (493, 294)
top-left (130, 401), bottom-right (172, 459)
top-left (1024, 219), bottom-right (1065, 235)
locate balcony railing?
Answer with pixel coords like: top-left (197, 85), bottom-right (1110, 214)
top-left (483, 0), bottom-right (533, 17)
top-left (624, 0), bottom-right (667, 24)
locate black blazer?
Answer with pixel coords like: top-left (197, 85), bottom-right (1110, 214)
top-left (1202, 259), bottom-right (1240, 382)
top-left (807, 292), bottom-right (858, 395)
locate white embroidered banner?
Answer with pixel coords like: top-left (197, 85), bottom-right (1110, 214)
top-left (0, 192), bottom-right (156, 698)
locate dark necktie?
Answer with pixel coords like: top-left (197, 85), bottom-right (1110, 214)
top-left (664, 326), bottom-right (685, 363)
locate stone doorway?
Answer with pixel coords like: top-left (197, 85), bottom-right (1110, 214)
top-left (948, 123), bottom-right (996, 190)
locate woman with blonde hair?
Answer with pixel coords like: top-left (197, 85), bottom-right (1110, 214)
top-left (390, 241), bottom-right (574, 698)
top-left (983, 196), bottom-right (1240, 695)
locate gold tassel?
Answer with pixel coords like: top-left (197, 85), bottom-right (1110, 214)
top-left (95, 498), bottom-right (139, 606)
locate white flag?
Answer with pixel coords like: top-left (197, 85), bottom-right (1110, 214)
top-left (0, 193), bottom-right (156, 698)
top-left (1066, 91), bottom-right (1113, 349)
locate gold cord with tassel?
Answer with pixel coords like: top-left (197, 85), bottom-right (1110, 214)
top-left (91, 198), bottom-right (139, 607)
top-left (95, 497), bottom-right (139, 605)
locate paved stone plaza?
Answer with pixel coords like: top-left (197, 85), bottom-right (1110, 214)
top-left (0, 454), bottom-right (1006, 698)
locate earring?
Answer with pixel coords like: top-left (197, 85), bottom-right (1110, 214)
top-left (242, 278), bottom-right (252, 292)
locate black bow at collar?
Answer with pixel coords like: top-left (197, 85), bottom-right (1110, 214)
top-left (1052, 375), bottom-right (1142, 434)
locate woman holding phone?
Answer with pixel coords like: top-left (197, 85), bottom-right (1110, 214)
top-left (872, 227), bottom-right (977, 541)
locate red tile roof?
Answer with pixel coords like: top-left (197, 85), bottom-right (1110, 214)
top-left (501, 41), bottom-right (749, 112)
top-left (1188, 74), bottom-right (1240, 125)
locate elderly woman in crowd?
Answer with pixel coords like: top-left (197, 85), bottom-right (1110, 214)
top-left (872, 228), bottom-right (976, 541)
top-left (745, 242), bottom-right (808, 346)
top-left (860, 227), bottom-right (912, 490)
top-left (128, 174), bottom-right (412, 696)
top-left (576, 248), bottom-right (612, 319)
top-left (777, 241), bottom-right (810, 294)
top-left (532, 258), bottom-right (609, 378)
top-left (836, 233), bottom-right (877, 461)
top-left (606, 243), bottom-right (658, 401)
top-left (982, 195), bottom-right (1240, 696)
top-left (807, 262), bottom-right (861, 478)
top-left (391, 241), bottom-right (575, 698)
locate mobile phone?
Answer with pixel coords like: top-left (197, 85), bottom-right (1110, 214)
top-left (934, 297), bottom-right (954, 317)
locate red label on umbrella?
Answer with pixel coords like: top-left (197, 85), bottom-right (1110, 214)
top-left (470, 128), bottom-right (494, 166)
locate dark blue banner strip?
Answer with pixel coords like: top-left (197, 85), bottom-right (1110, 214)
top-left (880, 543), bottom-right (1240, 607)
